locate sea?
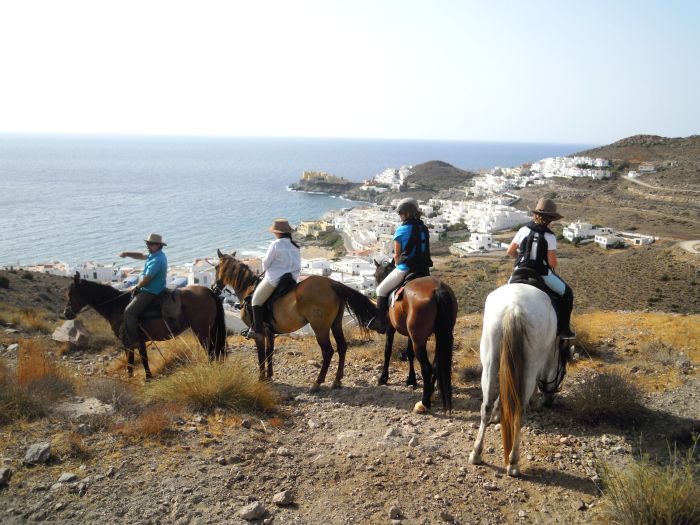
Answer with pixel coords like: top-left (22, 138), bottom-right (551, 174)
top-left (0, 134), bottom-right (592, 266)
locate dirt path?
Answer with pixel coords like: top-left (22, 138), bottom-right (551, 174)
top-left (625, 175), bottom-right (700, 194)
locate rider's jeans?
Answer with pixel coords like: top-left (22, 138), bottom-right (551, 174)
top-left (376, 268), bottom-right (407, 297)
top-left (542, 270), bottom-right (566, 296)
top-left (252, 276), bottom-right (276, 306)
top-left (123, 291), bottom-right (158, 347)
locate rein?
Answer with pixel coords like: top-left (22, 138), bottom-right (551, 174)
top-left (70, 288), bottom-right (131, 316)
top-left (538, 340), bottom-right (568, 394)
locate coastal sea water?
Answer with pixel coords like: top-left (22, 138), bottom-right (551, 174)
top-left (0, 134), bottom-right (591, 266)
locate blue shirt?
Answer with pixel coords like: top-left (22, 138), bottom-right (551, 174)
top-left (141, 250), bottom-right (167, 295)
top-left (393, 224), bottom-right (413, 271)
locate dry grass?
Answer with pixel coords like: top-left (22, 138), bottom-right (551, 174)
top-left (0, 305), bottom-right (54, 334)
top-left (79, 313), bottom-right (117, 352)
top-left (17, 339), bottom-right (74, 399)
top-left (564, 370), bottom-right (645, 426)
top-left (83, 377), bottom-right (140, 416)
top-left (109, 333), bottom-right (209, 377)
top-left (141, 354), bottom-right (277, 412)
top-left (600, 443), bottom-right (700, 525)
top-left (66, 432), bottom-right (90, 459)
top-left (0, 359), bottom-right (46, 424)
top-left (118, 403), bottom-right (184, 439)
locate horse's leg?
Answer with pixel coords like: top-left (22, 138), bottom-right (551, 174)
top-left (412, 336), bottom-right (433, 414)
top-left (126, 348), bottom-right (135, 378)
top-left (139, 341), bottom-right (152, 380)
top-left (265, 330), bottom-right (275, 379)
top-left (310, 329), bottom-right (334, 393)
top-left (378, 327), bottom-right (395, 385)
top-left (405, 339), bottom-right (417, 388)
top-left (469, 357), bottom-right (499, 465)
top-left (330, 316), bottom-right (347, 389)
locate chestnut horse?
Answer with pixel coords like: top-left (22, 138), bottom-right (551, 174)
top-left (374, 260), bottom-right (457, 414)
top-left (63, 273), bottom-right (226, 379)
top-left (214, 250), bottom-right (377, 391)
top-left (468, 283), bottom-right (571, 476)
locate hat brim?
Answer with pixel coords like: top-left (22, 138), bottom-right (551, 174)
top-left (268, 227), bottom-right (293, 234)
top-left (144, 239), bottom-right (167, 246)
top-left (527, 207), bottom-right (563, 220)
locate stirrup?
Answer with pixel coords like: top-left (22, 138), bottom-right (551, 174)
top-left (559, 329), bottom-right (576, 340)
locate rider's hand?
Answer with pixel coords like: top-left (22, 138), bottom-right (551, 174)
top-left (130, 286), bottom-right (140, 297)
top-left (119, 252), bottom-right (128, 258)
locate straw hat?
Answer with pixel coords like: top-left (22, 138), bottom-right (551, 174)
top-left (144, 233), bottom-right (167, 246)
top-left (268, 219), bottom-right (294, 234)
top-left (529, 198), bottom-right (563, 220)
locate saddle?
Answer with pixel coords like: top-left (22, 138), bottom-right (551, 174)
top-left (509, 268), bottom-right (563, 327)
top-left (390, 269), bottom-right (430, 308)
top-left (139, 289), bottom-right (183, 328)
top-left (243, 273), bottom-right (298, 333)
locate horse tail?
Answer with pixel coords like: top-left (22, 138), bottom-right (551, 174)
top-left (433, 283), bottom-right (456, 413)
top-left (207, 289), bottom-right (227, 358)
top-left (499, 305), bottom-right (525, 465)
top-left (330, 281), bottom-right (377, 336)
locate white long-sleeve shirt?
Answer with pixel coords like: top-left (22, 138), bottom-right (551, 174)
top-left (262, 237), bottom-right (301, 285)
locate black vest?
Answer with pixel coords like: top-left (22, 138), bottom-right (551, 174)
top-left (398, 219), bottom-right (433, 272)
top-left (515, 221), bottom-right (554, 275)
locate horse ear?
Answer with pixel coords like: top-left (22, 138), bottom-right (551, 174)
top-left (373, 258), bottom-right (379, 267)
top-left (231, 251), bottom-right (236, 257)
top-left (217, 249), bottom-right (224, 258)
top-left (74, 272), bottom-right (80, 282)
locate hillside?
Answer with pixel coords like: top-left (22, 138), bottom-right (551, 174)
top-left (0, 270), bottom-right (698, 524)
top-left (407, 161), bottom-right (474, 191)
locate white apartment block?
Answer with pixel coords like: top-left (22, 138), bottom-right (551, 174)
top-left (71, 262), bottom-right (121, 283)
top-left (530, 156), bottom-right (611, 179)
top-left (562, 221), bottom-right (613, 242)
top-left (373, 166), bottom-right (413, 190)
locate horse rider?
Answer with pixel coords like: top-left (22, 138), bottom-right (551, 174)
top-left (119, 233), bottom-right (168, 348)
top-left (248, 219), bottom-right (301, 338)
top-left (506, 198), bottom-right (576, 339)
top-left (369, 198), bottom-right (433, 334)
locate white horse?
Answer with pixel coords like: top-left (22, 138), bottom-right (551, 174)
top-left (468, 283), bottom-right (569, 476)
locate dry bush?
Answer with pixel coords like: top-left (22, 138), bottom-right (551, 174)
top-left (79, 314), bottom-right (117, 352)
top-left (17, 339), bottom-right (73, 400)
top-left (150, 334), bottom-right (208, 376)
top-left (600, 443), bottom-right (699, 525)
top-left (119, 403), bottom-right (183, 439)
top-left (83, 377), bottom-right (141, 416)
top-left (141, 354), bottom-right (277, 412)
top-left (19, 308), bottom-right (53, 334)
top-left (565, 370), bottom-right (645, 425)
top-left (66, 432), bottom-right (90, 459)
top-left (0, 359), bottom-right (46, 424)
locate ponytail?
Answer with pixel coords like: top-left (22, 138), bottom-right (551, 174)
top-left (280, 232), bottom-right (300, 249)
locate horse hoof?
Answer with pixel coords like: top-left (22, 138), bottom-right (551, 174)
top-left (309, 382), bottom-right (321, 393)
top-left (507, 465), bottom-right (521, 477)
top-left (413, 401), bottom-right (428, 414)
top-left (378, 376), bottom-right (388, 386)
top-left (406, 380), bottom-right (418, 389)
top-left (331, 380), bottom-right (342, 389)
top-left (468, 451), bottom-right (482, 465)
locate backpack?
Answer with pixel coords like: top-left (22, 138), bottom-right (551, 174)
top-left (398, 219), bottom-right (433, 272)
top-left (515, 221), bottom-right (553, 275)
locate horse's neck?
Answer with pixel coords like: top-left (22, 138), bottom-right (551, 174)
top-left (227, 267), bottom-right (258, 299)
top-left (83, 285), bottom-right (126, 324)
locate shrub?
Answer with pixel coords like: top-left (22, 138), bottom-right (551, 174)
top-left (19, 309), bottom-right (53, 334)
top-left (118, 403), bottom-right (183, 439)
top-left (141, 355), bottom-right (277, 412)
top-left (599, 443), bottom-right (699, 525)
top-left (17, 339), bottom-right (73, 399)
top-left (0, 359), bottom-right (47, 424)
top-left (0, 276), bottom-right (9, 289)
top-left (21, 272), bottom-right (34, 281)
top-left (565, 371), bottom-right (645, 425)
top-left (84, 377), bottom-right (140, 416)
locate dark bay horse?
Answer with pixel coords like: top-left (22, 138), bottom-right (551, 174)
top-left (374, 260), bottom-right (457, 414)
top-left (63, 273), bottom-right (226, 379)
top-left (214, 250), bottom-right (377, 391)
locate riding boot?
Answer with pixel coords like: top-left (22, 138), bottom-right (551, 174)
top-left (368, 296), bottom-right (388, 334)
top-left (248, 305), bottom-right (265, 339)
top-left (558, 285), bottom-right (576, 339)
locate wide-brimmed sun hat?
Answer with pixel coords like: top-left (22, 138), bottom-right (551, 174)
top-left (144, 233), bottom-right (167, 246)
top-left (529, 198), bottom-right (563, 220)
top-left (268, 219), bottom-right (294, 234)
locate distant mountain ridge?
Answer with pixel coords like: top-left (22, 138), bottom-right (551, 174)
top-left (407, 160), bottom-right (474, 191)
top-left (575, 134), bottom-right (700, 162)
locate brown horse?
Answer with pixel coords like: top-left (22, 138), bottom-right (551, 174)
top-left (374, 260), bottom-right (457, 414)
top-left (214, 250), bottom-right (377, 391)
top-left (63, 272), bottom-right (226, 379)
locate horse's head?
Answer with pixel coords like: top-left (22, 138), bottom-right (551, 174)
top-left (212, 249), bottom-right (238, 293)
top-left (373, 258), bottom-right (395, 285)
top-left (541, 339), bottom-right (573, 406)
top-left (63, 272), bottom-right (85, 320)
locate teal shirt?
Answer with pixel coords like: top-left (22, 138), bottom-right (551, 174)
top-left (141, 250), bottom-right (167, 295)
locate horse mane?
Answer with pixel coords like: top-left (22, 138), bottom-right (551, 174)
top-left (221, 258), bottom-right (259, 294)
top-left (76, 278), bottom-right (122, 303)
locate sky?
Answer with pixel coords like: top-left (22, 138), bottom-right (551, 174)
top-left (0, 0), bottom-right (697, 144)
